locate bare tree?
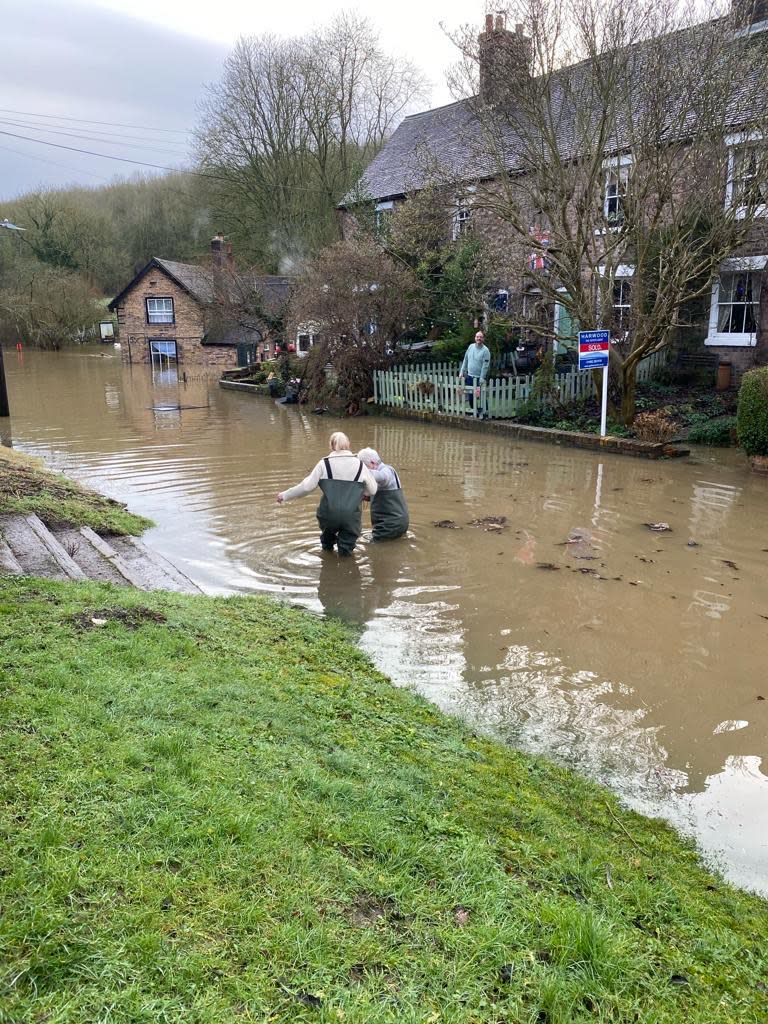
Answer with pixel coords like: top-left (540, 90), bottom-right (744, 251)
top-left (445, 0), bottom-right (768, 421)
top-left (196, 14), bottom-right (429, 271)
top-left (289, 237), bottom-right (426, 410)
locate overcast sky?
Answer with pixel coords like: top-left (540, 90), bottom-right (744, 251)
top-left (0, 0), bottom-right (476, 203)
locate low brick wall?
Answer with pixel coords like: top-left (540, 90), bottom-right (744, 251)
top-left (374, 407), bottom-right (689, 459)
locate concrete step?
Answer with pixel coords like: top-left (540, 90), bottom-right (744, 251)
top-left (0, 535), bottom-right (23, 575)
top-left (0, 513), bottom-right (202, 594)
top-left (103, 535), bottom-right (202, 593)
top-left (49, 525), bottom-right (141, 588)
top-left (0, 514), bottom-right (86, 580)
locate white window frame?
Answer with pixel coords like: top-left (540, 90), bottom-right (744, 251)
top-left (706, 255), bottom-right (766, 347)
top-left (725, 133), bottom-right (767, 220)
top-left (452, 186), bottom-right (476, 241)
top-left (491, 288), bottom-right (509, 313)
top-left (601, 154), bottom-right (632, 227)
top-left (146, 296), bottom-right (174, 324)
top-left (375, 201), bottom-right (394, 235)
top-left (598, 263), bottom-right (634, 340)
top-left (295, 322), bottom-right (319, 357)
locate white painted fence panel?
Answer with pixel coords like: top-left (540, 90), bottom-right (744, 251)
top-left (375, 349), bottom-right (668, 420)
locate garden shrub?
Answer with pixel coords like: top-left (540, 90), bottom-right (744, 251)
top-left (737, 367), bottom-right (768, 456)
top-left (633, 410), bottom-right (679, 442)
top-left (688, 417), bottom-right (737, 446)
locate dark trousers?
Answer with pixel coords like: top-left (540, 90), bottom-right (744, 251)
top-left (320, 523), bottom-right (359, 556)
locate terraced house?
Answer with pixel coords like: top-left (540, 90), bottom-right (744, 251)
top-left (109, 235), bottom-right (291, 369)
top-left (341, 2), bottom-right (768, 402)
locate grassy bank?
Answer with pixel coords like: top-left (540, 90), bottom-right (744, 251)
top-left (0, 446), bottom-right (151, 535)
top-left (1, 578), bottom-right (766, 1024)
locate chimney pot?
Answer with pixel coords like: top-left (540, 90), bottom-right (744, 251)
top-left (495, 13), bottom-right (505, 30)
top-left (485, 13), bottom-right (494, 32)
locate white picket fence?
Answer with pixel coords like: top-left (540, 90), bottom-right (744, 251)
top-left (374, 349), bottom-right (668, 420)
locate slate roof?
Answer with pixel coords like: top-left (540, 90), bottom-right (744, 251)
top-left (342, 17), bottom-right (763, 206)
top-left (344, 99), bottom-right (486, 204)
top-left (108, 258), bottom-right (292, 319)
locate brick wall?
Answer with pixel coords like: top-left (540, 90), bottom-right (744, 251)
top-left (114, 265), bottom-right (236, 368)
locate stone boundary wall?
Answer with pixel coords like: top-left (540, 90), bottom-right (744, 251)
top-left (373, 406), bottom-right (689, 459)
top-left (217, 379), bottom-right (689, 459)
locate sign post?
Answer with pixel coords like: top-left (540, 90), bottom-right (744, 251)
top-left (578, 329), bottom-right (611, 437)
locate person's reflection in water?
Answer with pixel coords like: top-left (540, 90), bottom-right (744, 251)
top-left (316, 543), bottom-right (405, 628)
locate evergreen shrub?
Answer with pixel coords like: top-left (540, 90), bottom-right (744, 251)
top-left (736, 367), bottom-right (768, 456)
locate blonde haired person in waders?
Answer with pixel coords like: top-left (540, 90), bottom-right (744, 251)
top-left (357, 448), bottom-right (409, 541)
top-left (276, 432), bottom-right (377, 556)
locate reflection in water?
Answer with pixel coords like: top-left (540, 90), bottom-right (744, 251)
top-left (5, 346), bottom-right (768, 894)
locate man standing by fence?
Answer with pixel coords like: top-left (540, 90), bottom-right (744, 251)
top-left (459, 331), bottom-right (491, 415)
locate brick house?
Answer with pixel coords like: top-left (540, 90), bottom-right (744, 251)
top-left (340, 7), bottom-right (768, 380)
top-left (108, 235), bottom-right (291, 369)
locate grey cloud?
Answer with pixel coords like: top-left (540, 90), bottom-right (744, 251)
top-left (0, 0), bottom-right (228, 198)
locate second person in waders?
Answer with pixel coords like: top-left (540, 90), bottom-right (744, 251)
top-left (357, 448), bottom-right (409, 541)
top-left (276, 432), bottom-right (377, 556)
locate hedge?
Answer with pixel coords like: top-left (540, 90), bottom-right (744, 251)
top-left (737, 367), bottom-right (768, 456)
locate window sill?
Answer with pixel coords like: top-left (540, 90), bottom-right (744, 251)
top-left (705, 333), bottom-right (757, 347)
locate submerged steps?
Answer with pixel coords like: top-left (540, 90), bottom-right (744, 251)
top-left (0, 514), bottom-right (201, 594)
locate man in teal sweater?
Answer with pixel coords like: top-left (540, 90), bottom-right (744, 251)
top-left (459, 331), bottom-right (491, 414)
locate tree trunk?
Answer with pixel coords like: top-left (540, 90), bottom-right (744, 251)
top-left (620, 362), bottom-right (637, 424)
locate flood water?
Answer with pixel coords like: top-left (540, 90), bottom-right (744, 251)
top-left (5, 346), bottom-right (768, 894)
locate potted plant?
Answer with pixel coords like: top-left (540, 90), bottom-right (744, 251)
top-left (736, 367), bottom-right (768, 473)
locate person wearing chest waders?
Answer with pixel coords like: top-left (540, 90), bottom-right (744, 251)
top-left (357, 448), bottom-right (409, 541)
top-left (276, 432), bottom-right (377, 556)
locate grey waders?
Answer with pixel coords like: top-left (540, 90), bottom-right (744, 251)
top-left (370, 470), bottom-right (409, 541)
top-left (317, 457), bottom-right (365, 555)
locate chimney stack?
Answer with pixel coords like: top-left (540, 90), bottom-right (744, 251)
top-left (211, 232), bottom-right (234, 270)
top-left (478, 12), bottom-right (532, 107)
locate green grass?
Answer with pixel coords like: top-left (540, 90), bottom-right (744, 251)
top-left (1, 577), bottom-right (766, 1024)
top-left (0, 449), bottom-right (151, 535)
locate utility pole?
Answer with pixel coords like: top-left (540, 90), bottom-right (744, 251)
top-left (0, 219), bottom-right (25, 417)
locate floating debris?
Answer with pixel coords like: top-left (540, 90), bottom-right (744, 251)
top-left (537, 562), bottom-right (561, 571)
top-left (468, 516), bottom-right (508, 531)
top-left (643, 522), bottom-right (672, 532)
top-left (721, 559), bottom-right (740, 570)
top-left (687, 539), bottom-right (700, 547)
top-left (433, 519), bottom-right (460, 529)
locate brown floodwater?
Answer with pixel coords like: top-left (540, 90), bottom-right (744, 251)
top-left (5, 346), bottom-right (768, 893)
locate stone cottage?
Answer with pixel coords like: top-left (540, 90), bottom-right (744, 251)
top-left (108, 235), bottom-right (291, 369)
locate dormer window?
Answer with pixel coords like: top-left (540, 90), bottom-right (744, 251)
top-left (726, 134), bottom-right (767, 218)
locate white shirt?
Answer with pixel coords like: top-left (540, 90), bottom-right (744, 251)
top-left (280, 450), bottom-right (378, 502)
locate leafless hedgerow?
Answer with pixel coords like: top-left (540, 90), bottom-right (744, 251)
top-left (288, 237), bottom-right (426, 412)
top-left (444, 0), bottom-right (768, 421)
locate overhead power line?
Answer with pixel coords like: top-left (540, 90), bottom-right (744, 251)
top-left (0, 107), bottom-right (194, 135)
top-left (0, 141), bottom-right (111, 182)
top-left (0, 129), bottom-right (343, 196)
top-left (0, 117), bottom-right (190, 150)
top-left (0, 119), bottom-right (191, 158)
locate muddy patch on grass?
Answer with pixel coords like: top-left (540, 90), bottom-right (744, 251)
top-left (70, 607), bottom-right (167, 631)
top-left (349, 894), bottom-right (400, 928)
